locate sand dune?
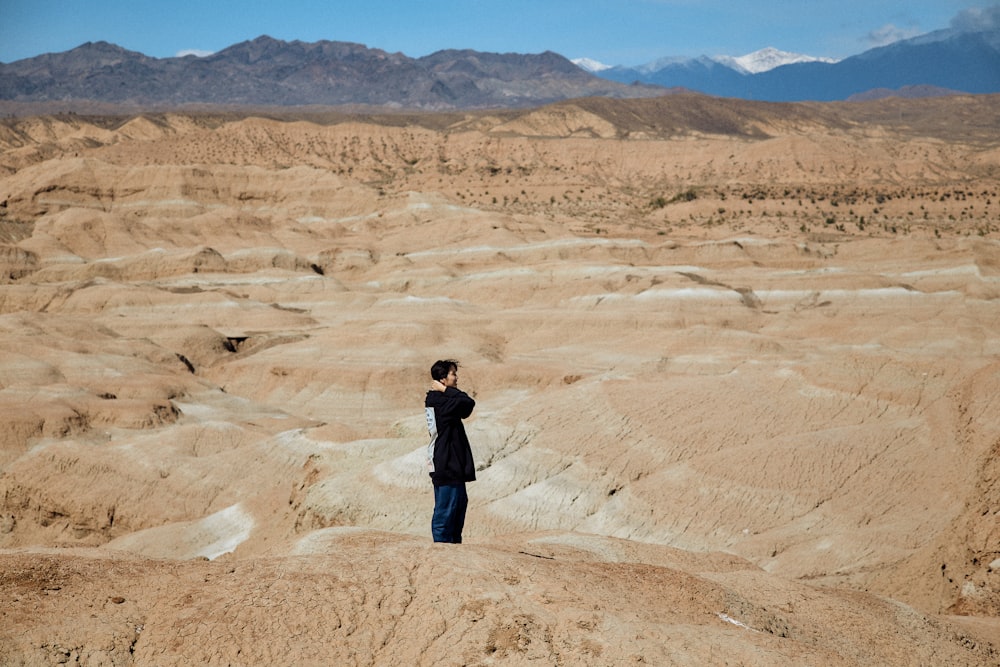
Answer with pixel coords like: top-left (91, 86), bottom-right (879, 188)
top-left (1, 96), bottom-right (999, 664)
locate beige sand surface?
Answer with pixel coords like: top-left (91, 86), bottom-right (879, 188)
top-left (1, 95), bottom-right (999, 664)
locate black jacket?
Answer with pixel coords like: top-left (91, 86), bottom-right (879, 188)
top-left (425, 386), bottom-right (476, 485)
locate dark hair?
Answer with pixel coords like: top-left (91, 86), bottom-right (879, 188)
top-left (430, 359), bottom-right (459, 381)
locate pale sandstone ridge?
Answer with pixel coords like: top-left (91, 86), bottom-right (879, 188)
top-left (1, 95), bottom-right (999, 664)
top-left (1, 532), bottom-right (995, 666)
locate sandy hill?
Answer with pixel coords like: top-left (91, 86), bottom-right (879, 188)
top-left (1, 94), bottom-right (999, 665)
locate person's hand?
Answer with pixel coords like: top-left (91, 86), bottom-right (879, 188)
top-left (431, 379), bottom-right (447, 392)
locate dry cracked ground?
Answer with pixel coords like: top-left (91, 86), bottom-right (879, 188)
top-left (1, 94), bottom-right (999, 665)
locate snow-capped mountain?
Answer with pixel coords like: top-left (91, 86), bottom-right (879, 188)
top-left (712, 47), bottom-right (839, 74)
top-left (571, 57), bottom-right (611, 72)
top-left (634, 55), bottom-right (712, 75)
top-left (575, 47), bottom-right (835, 77)
top-left (587, 25), bottom-right (1000, 101)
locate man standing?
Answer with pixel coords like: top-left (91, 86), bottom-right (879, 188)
top-left (425, 359), bottom-right (476, 543)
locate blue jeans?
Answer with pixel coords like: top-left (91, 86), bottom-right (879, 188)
top-left (432, 483), bottom-right (468, 543)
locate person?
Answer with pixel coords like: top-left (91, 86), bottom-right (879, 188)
top-left (424, 359), bottom-right (476, 543)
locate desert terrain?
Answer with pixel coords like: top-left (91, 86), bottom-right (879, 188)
top-left (1, 93), bottom-right (999, 665)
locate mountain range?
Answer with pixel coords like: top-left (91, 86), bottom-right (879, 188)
top-left (586, 25), bottom-right (1000, 101)
top-left (576, 47), bottom-right (838, 77)
top-left (1, 24), bottom-right (998, 110)
top-left (0, 36), bottom-right (662, 111)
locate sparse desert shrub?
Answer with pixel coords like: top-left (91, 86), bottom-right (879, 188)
top-left (670, 189), bottom-right (698, 203)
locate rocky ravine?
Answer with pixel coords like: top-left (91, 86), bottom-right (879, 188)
top-left (1, 96), bottom-right (999, 664)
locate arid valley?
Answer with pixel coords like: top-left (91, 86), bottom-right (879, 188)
top-left (1, 93), bottom-right (1000, 665)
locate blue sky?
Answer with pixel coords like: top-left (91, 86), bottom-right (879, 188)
top-left (1, 1), bottom-right (995, 66)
